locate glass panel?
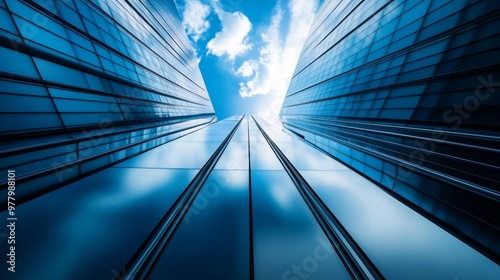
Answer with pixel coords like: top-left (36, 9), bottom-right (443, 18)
top-left (0, 167), bottom-right (197, 279)
top-left (249, 127), bottom-right (283, 170)
top-left (115, 140), bottom-right (221, 169)
top-left (255, 118), bottom-right (350, 171)
top-left (214, 140), bottom-right (248, 170)
top-left (0, 113), bottom-right (62, 132)
top-left (0, 93), bottom-right (55, 112)
top-left (178, 130), bottom-right (228, 142)
top-left (33, 57), bottom-right (88, 88)
top-left (251, 170), bottom-right (351, 280)
top-left (150, 170), bottom-right (250, 279)
top-left (0, 80), bottom-right (48, 96)
top-left (0, 46), bottom-right (39, 78)
top-left (301, 170), bottom-right (500, 279)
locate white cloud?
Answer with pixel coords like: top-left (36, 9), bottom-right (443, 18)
top-left (206, 0), bottom-right (252, 60)
top-left (238, 0), bottom-right (318, 117)
top-left (181, 0), bottom-right (211, 42)
top-left (236, 60), bottom-right (259, 77)
top-left (238, 7), bottom-right (283, 98)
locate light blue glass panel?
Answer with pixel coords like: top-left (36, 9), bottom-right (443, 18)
top-left (255, 117), bottom-right (350, 171)
top-left (249, 138), bottom-right (282, 170)
top-left (301, 170), bottom-right (500, 279)
top-left (214, 141), bottom-right (248, 170)
top-left (178, 129), bottom-right (228, 142)
top-left (115, 140), bottom-right (221, 169)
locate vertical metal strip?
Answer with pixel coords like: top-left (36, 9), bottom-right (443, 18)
top-left (252, 116), bottom-right (384, 280)
top-left (247, 115), bottom-right (255, 280)
top-left (118, 116), bottom-right (244, 279)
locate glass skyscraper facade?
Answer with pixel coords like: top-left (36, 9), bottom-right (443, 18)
top-left (281, 0), bottom-right (500, 263)
top-left (0, 0), bottom-right (215, 204)
top-left (1, 115), bottom-right (499, 279)
top-left (1, 0), bottom-right (499, 279)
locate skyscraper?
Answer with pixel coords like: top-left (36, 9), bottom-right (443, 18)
top-left (0, 0), bottom-right (216, 203)
top-left (281, 0), bottom-right (500, 263)
top-left (1, 0), bottom-right (499, 279)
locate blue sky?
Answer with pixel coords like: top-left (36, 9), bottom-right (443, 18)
top-left (173, 0), bottom-right (322, 119)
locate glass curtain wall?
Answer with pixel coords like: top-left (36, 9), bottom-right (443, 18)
top-left (1, 116), bottom-right (498, 279)
top-left (0, 0), bottom-right (216, 204)
top-left (280, 0), bottom-right (500, 260)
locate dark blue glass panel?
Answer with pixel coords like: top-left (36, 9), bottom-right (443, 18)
top-left (0, 113), bottom-right (63, 132)
top-left (0, 93), bottom-right (55, 112)
top-left (150, 170), bottom-right (250, 279)
top-left (33, 58), bottom-right (88, 88)
top-left (0, 46), bottom-right (39, 78)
